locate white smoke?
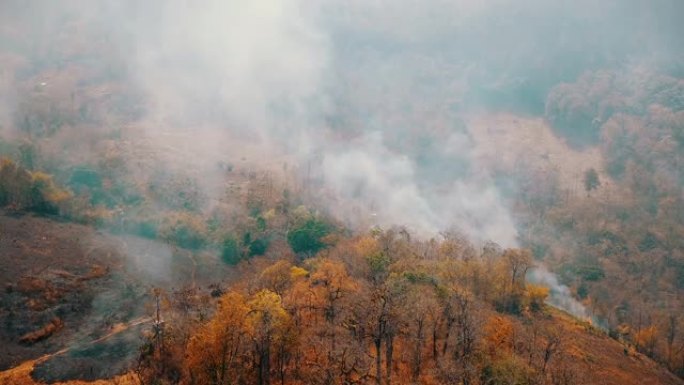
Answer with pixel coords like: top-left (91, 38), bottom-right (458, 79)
top-left (528, 265), bottom-right (589, 319)
top-left (3, 0), bottom-right (681, 246)
top-left (110, 0), bottom-right (522, 245)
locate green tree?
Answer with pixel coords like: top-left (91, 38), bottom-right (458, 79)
top-left (221, 236), bottom-right (241, 265)
top-left (287, 219), bottom-right (330, 256)
top-left (583, 168), bottom-right (601, 196)
top-left (249, 238), bottom-right (269, 257)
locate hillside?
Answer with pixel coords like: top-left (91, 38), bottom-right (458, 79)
top-left (0, 217), bottom-right (681, 385)
top-left (1, 1), bottom-right (684, 383)
top-left (534, 309), bottom-right (682, 385)
top-left (0, 213), bottom-right (231, 382)
top-left (0, 214), bottom-right (681, 385)
top-left (1, 311), bottom-right (682, 385)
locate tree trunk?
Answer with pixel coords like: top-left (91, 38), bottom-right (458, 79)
top-left (258, 339), bottom-right (271, 385)
top-left (385, 333), bottom-right (394, 385)
top-left (432, 323), bottom-right (438, 360)
top-left (374, 336), bottom-right (382, 385)
top-left (413, 320), bottom-right (424, 383)
top-left (442, 320), bottom-right (453, 356)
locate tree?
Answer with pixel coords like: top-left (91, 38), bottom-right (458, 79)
top-left (186, 293), bottom-right (250, 385)
top-left (221, 235), bottom-right (241, 265)
top-left (249, 237), bottom-right (269, 257)
top-left (665, 313), bottom-right (679, 371)
top-left (583, 168), bottom-right (601, 196)
top-left (451, 289), bottom-right (478, 385)
top-left (540, 327), bottom-right (562, 374)
top-left (495, 249), bottom-right (533, 314)
top-left (246, 290), bottom-right (294, 385)
top-left (260, 260), bottom-right (307, 297)
top-left (403, 283), bottom-right (439, 383)
top-left (483, 316), bottom-right (515, 359)
top-left (287, 219), bottom-right (331, 256)
top-left (309, 259), bottom-right (358, 383)
top-left (502, 249), bottom-right (533, 294)
top-left (634, 325), bottom-right (659, 357)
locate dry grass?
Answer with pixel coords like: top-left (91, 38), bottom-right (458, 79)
top-left (0, 358), bottom-right (139, 385)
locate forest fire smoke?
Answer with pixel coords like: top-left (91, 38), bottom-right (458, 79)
top-left (528, 266), bottom-right (608, 330)
top-left (0, 1), bottom-right (682, 382)
top-left (528, 266), bottom-right (589, 319)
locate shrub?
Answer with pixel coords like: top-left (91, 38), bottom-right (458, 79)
top-left (481, 354), bottom-right (534, 385)
top-left (0, 159), bottom-right (70, 214)
top-left (525, 284), bottom-right (549, 312)
top-left (30, 171), bottom-right (70, 214)
top-left (495, 292), bottom-right (524, 315)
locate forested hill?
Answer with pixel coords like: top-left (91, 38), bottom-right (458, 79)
top-left (1, 1), bottom-right (684, 384)
top-left (0, 213), bottom-right (682, 385)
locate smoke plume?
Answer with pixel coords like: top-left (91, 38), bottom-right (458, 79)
top-left (1, 0), bottom-right (682, 245)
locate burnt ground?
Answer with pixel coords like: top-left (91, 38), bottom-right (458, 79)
top-left (31, 322), bottom-right (147, 383)
top-left (0, 212), bottom-right (231, 382)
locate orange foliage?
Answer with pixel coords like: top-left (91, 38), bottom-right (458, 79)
top-left (484, 316), bottom-right (515, 358)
